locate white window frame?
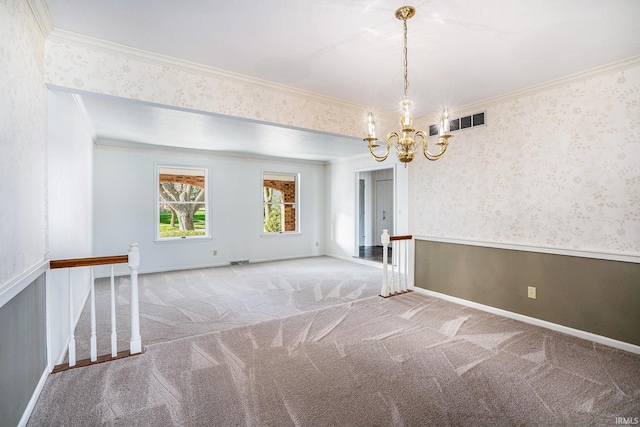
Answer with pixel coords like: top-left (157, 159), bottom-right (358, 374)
top-left (262, 172), bottom-right (300, 235)
top-left (156, 164), bottom-right (209, 241)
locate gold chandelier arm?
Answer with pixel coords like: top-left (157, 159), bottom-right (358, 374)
top-left (365, 137), bottom-right (390, 162)
top-left (414, 130), bottom-right (427, 150)
top-left (387, 131), bottom-right (400, 152)
top-left (419, 131), bottom-right (452, 161)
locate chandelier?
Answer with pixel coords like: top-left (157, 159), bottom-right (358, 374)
top-left (364, 6), bottom-right (452, 166)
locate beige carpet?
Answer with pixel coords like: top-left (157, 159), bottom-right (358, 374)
top-left (29, 257), bottom-right (640, 426)
top-left (71, 256), bottom-right (384, 360)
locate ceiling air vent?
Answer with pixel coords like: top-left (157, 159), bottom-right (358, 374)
top-left (428, 111), bottom-right (485, 136)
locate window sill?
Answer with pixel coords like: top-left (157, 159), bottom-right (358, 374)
top-left (154, 235), bottom-right (212, 243)
top-left (261, 232), bottom-right (301, 238)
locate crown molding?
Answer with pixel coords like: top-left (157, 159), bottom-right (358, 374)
top-left (47, 29), bottom-right (368, 114)
top-left (44, 27), bottom-right (639, 142)
top-left (418, 55), bottom-right (640, 123)
top-left (70, 94), bottom-right (98, 142)
top-left (27, 0), bottom-right (54, 38)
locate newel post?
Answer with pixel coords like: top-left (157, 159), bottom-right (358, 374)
top-left (381, 229), bottom-right (390, 297)
top-left (128, 243), bottom-right (142, 354)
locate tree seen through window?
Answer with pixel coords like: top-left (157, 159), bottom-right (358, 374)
top-left (158, 166), bottom-right (207, 238)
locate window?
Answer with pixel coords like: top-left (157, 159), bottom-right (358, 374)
top-left (263, 172), bottom-right (298, 233)
top-left (157, 166), bottom-right (208, 239)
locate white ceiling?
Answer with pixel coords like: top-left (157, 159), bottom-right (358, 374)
top-left (44, 0), bottom-right (640, 161)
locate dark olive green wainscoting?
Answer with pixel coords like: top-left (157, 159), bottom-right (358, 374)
top-left (0, 273), bottom-right (47, 426)
top-left (415, 239), bottom-right (640, 347)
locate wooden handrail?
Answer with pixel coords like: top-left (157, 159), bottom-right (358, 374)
top-left (390, 235), bottom-right (412, 241)
top-left (50, 255), bottom-right (128, 269)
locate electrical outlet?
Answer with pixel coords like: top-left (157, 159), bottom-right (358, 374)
top-left (527, 286), bottom-right (536, 299)
top-left (315, 242), bottom-right (319, 247)
top-left (213, 250), bottom-right (217, 256)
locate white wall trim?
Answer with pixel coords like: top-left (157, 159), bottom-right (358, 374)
top-left (249, 253), bottom-right (321, 265)
top-left (330, 254), bottom-right (384, 269)
top-left (26, 0), bottom-right (54, 38)
top-left (48, 30), bottom-right (640, 131)
top-left (17, 367), bottom-right (49, 427)
top-left (413, 287), bottom-right (640, 355)
top-left (414, 235), bottom-right (640, 264)
top-left (93, 254), bottom-right (329, 278)
top-left (46, 29), bottom-right (366, 113)
top-left (69, 94), bottom-right (98, 142)
top-left (0, 259), bottom-right (49, 309)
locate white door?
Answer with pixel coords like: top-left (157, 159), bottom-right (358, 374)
top-left (375, 179), bottom-right (393, 245)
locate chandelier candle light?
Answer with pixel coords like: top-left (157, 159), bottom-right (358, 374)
top-left (364, 6), bottom-right (452, 166)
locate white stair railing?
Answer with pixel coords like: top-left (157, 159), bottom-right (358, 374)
top-left (50, 243), bottom-right (142, 371)
top-left (381, 230), bottom-right (414, 297)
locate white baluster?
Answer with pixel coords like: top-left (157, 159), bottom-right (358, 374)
top-left (400, 241), bottom-right (404, 290)
top-left (90, 267), bottom-right (97, 362)
top-left (110, 265), bottom-right (117, 357)
top-left (400, 240), bottom-right (404, 292)
top-left (390, 240), bottom-right (396, 294)
top-left (408, 237), bottom-right (415, 290)
top-left (68, 269), bottom-right (76, 367)
top-left (381, 230), bottom-right (390, 297)
top-left (392, 240), bottom-right (400, 294)
top-left (128, 243), bottom-right (142, 354)
top-left (403, 239), bottom-right (408, 292)
top-left (398, 241), bottom-right (402, 292)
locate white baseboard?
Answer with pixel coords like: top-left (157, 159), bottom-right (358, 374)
top-left (413, 287), bottom-right (640, 355)
top-left (329, 254), bottom-right (384, 269)
top-left (248, 253), bottom-right (323, 265)
top-left (17, 366), bottom-right (49, 427)
top-left (93, 253), bottom-right (328, 278)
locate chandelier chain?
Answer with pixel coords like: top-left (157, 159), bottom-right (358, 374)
top-left (403, 18), bottom-right (409, 99)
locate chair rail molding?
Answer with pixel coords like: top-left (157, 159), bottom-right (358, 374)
top-left (414, 235), bottom-right (640, 264)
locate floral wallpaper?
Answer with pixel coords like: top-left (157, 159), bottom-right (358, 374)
top-left (43, 38), bottom-right (378, 138)
top-left (41, 30), bottom-right (639, 258)
top-left (409, 62), bottom-right (640, 256)
top-left (0, 1), bottom-right (47, 285)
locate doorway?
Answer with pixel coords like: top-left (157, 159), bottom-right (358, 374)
top-left (356, 167), bottom-right (394, 262)
top-left (375, 178), bottom-right (393, 242)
